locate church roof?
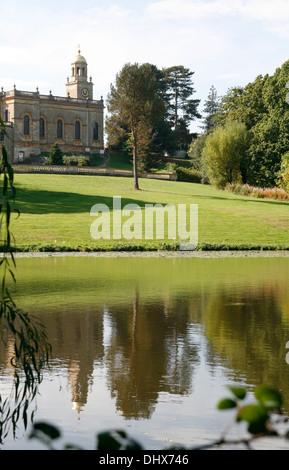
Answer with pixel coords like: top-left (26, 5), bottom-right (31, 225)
top-left (74, 49), bottom-right (87, 63)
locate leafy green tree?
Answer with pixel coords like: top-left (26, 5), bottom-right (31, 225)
top-left (215, 61), bottom-right (289, 187)
top-left (202, 121), bottom-right (249, 189)
top-left (188, 133), bottom-right (209, 183)
top-left (277, 151), bottom-right (289, 191)
top-left (106, 63), bottom-right (166, 189)
top-left (247, 62), bottom-right (289, 186)
top-left (216, 80), bottom-right (266, 129)
top-left (48, 142), bottom-right (63, 165)
top-left (188, 133), bottom-right (207, 170)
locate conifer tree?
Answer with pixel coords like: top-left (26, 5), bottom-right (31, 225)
top-left (202, 85), bottom-right (219, 133)
top-left (163, 65), bottom-right (201, 151)
top-left (48, 143), bottom-right (63, 165)
top-left (163, 66), bottom-right (201, 131)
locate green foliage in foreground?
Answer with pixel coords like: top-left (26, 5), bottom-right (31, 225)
top-left (28, 385), bottom-right (287, 450)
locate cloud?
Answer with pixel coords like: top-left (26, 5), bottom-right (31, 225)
top-left (147, 0), bottom-right (235, 19)
top-left (1, 0), bottom-right (288, 118)
top-left (266, 24), bottom-right (289, 38)
top-left (147, 0), bottom-right (289, 24)
top-left (214, 73), bottom-right (241, 80)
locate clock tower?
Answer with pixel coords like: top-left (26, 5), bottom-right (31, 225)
top-left (66, 49), bottom-right (93, 100)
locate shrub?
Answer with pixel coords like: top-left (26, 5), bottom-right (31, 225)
top-left (62, 155), bottom-right (91, 167)
top-left (164, 162), bottom-right (177, 173)
top-left (226, 183), bottom-right (289, 201)
top-left (175, 166), bottom-right (202, 183)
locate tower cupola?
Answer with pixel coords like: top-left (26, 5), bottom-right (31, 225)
top-left (66, 49), bottom-right (93, 100)
top-left (71, 50), bottom-right (88, 82)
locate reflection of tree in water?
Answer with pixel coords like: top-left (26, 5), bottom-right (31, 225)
top-left (201, 284), bottom-right (289, 412)
top-left (0, 295), bottom-right (201, 422)
top-left (105, 292), bottom-right (200, 420)
top-left (5, 275), bottom-right (289, 431)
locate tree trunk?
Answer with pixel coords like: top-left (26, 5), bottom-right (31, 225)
top-left (132, 130), bottom-right (139, 190)
top-left (174, 89), bottom-right (178, 131)
top-left (229, 168), bottom-right (232, 184)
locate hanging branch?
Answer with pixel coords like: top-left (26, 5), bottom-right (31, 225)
top-left (0, 117), bottom-right (51, 444)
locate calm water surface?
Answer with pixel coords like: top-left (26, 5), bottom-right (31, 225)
top-left (1, 255), bottom-right (289, 450)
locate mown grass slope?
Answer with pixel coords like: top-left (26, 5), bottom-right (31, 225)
top-left (9, 173), bottom-right (289, 251)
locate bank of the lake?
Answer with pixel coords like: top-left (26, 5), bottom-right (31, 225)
top-left (8, 173), bottom-right (289, 252)
top-left (7, 250), bottom-right (289, 258)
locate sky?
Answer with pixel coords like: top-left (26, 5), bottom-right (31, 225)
top-left (2, 0), bottom-right (289, 132)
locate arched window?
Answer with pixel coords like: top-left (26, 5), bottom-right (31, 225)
top-left (93, 122), bottom-right (99, 141)
top-left (57, 119), bottom-right (63, 139)
top-left (24, 115), bottom-right (30, 135)
top-left (5, 110), bottom-right (8, 122)
top-left (75, 121), bottom-right (81, 140)
top-left (40, 118), bottom-right (45, 138)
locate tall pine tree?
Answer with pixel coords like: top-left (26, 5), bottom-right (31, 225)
top-left (201, 85), bottom-right (219, 133)
top-left (163, 66), bottom-right (201, 150)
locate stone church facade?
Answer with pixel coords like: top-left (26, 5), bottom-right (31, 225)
top-left (0, 50), bottom-right (104, 162)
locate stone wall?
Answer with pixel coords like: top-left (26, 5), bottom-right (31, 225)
top-left (12, 164), bottom-right (178, 180)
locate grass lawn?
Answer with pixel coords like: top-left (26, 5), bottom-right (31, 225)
top-left (8, 173), bottom-right (289, 251)
top-left (106, 153), bottom-right (133, 170)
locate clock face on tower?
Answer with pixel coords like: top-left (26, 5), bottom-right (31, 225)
top-left (81, 88), bottom-right (89, 98)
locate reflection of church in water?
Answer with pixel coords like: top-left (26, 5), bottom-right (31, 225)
top-left (0, 295), bottom-right (199, 418)
top-left (0, 50), bottom-right (104, 163)
top-left (56, 296), bottom-right (198, 417)
top-left (0, 289), bottom-right (201, 421)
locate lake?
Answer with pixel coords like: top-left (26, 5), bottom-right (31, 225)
top-left (1, 253), bottom-right (289, 450)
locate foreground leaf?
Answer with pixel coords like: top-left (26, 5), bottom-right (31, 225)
top-left (31, 422), bottom-right (61, 440)
top-left (254, 386), bottom-right (282, 410)
top-left (227, 386), bottom-right (247, 400)
top-left (237, 404), bottom-right (268, 434)
top-left (97, 430), bottom-right (143, 450)
top-left (217, 398), bottom-right (237, 410)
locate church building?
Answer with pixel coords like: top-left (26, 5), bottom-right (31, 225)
top-left (0, 50), bottom-right (104, 162)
